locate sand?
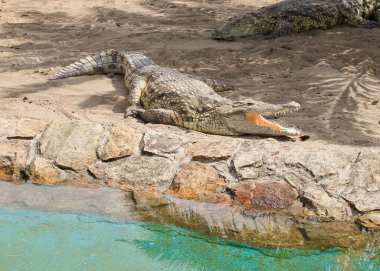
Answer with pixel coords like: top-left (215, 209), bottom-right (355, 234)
top-left (0, 0), bottom-right (379, 146)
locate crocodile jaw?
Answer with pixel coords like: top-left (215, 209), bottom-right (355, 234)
top-left (244, 113), bottom-right (301, 136)
top-left (212, 14), bottom-right (260, 40)
top-left (212, 24), bottom-right (252, 40)
top-left (225, 101), bottom-right (301, 137)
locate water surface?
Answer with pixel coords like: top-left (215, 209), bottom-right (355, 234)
top-left (0, 207), bottom-right (379, 271)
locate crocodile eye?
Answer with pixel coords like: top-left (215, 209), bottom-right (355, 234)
top-left (197, 104), bottom-right (213, 112)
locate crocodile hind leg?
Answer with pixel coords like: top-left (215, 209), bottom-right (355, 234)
top-left (132, 108), bottom-right (177, 125)
top-left (202, 77), bottom-right (234, 92)
top-left (265, 21), bottom-right (295, 39)
top-left (191, 75), bottom-right (234, 92)
top-left (338, 0), bottom-right (380, 28)
top-left (124, 75), bottom-right (147, 117)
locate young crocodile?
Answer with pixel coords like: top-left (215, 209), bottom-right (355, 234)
top-left (48, 49), bottom-right (300, 137)
top-left (212, 0), bottom-right (380, 39)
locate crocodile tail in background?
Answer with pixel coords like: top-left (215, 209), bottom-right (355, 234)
top-left (48, 49), bottom-right (123, 80)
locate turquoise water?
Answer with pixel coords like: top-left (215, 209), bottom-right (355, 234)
top-left (0, 207), bottom-right (379, 271)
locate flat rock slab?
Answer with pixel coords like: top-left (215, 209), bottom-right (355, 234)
top-left (143, 130), bottom-right (190, 160)
top-left (187, 139), bottom-right (240, 161)
top-left (0, 118), bottom-right (47, 139)
top-left (0, 118), bottom-right (17, 138)
top-left (39, 121), bottom-right (103, 171)
top-left (89, 155), bottom-right (175, 192)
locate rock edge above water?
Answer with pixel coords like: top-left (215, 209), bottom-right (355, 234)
top-left (0, 117), bottom-right (379, 248)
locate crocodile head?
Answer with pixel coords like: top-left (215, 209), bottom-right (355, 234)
top-left (212, 14), bottom-right (263, 40)
top-left (218, 99), bottom-right (301, 136)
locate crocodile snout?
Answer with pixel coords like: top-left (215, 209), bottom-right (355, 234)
top-left (211, 29), bottom-right (234, 41)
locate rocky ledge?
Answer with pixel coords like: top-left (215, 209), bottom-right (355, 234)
top-left (0, 117), bottom-right (379, 249)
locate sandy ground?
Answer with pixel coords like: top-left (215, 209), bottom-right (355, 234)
top-left (0, 0), bottom-right (379, 146)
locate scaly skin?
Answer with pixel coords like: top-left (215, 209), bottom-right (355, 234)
top-left (49, 50), bottom-right (301, 137)
top-left (212, 0), bottom-right (380, 39)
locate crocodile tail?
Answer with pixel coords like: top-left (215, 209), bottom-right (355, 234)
top-left (48, 49), bottom-right (124, 80)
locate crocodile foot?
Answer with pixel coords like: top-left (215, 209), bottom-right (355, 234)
top-left (124, 105), bottom-right (144, 118)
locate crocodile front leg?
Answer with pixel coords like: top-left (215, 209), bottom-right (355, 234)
top-left (200, 77), bottom-right (234, 92)
top-left (338, 0), bottom-right (380, 27)
top-left (124, 75), bottom-right (147, 117)
top-left (133, 108), bottom-right (177, 126)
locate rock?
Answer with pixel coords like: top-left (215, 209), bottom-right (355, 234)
top-left (340, 151), bottom-right (380, 212)
top-left (39, 120), bottom-right (76, 159)
top-left (58, 172), bottom-right (104, 189)
top-left (230, 180), bottom-right (298, 210)
top-left (0, 118), bottom-right (47, 139)
top-left (187, 140), bottom-right (240, 161)
top-left (168, 162), bottom-right (226, 200)
top-left (199, 193), bottom-right (233, 204)
top-left (211, 160), bottom-right (237, 184)
top-left (39, 121), bottom-right (103, 171)
top-left (152, 196), bottom-right (305, 248)
top-left (26, 157), bottom-right (61, 185)
top-left (356, 212), bottom-right (380, 230)
top-left (232, 140), bottom-right (357, 182)
top-left (302, 221), bottom-right (366, 248)
top-left (0, 156), bottom-right (13, 181)
top-left (143, 130), bottom-right (189, 160)
top-left (231, 181), bottom-right (256, 209)
top-left (59, 178), bottom-right (103, 188)
top-left (13, 119), bottom-right (47, 139)
top-left (302, 183), bottom-right (350, 220)
top-left (133, 190), bottom-right (171, 211)
top-left (0, 118), bottom-right (17, 137)
top-left (88, 155), bottom-right (175, 192)
top-left (0, 140), bottom-right (31, 182)
top-left (98, 125), bottom-right (141, 161)
top-left (231, 140), bottom-right (380, 219)
top-left (232, 140), bottom-right (281, 180)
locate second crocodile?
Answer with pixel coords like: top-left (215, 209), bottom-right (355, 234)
top-left (49, 49), bottom-right (300, 137)
top-left (212, 0), bottom-right (380, 39)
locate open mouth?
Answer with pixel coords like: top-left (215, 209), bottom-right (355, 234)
top-left (246, 113), bottom-right (284, 131)
top-left (245, 106), bottom-right (300, 135)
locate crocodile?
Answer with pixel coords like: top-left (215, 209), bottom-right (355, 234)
top-left (212, 0), bottom-right (380, 39)
top-left (48, 49), bottom-right (301, 136)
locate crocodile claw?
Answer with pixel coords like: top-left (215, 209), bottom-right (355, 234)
top-left (360, 19), bottom-right (380, 28)
top-left (124, 105), bottom-right (145, 118)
